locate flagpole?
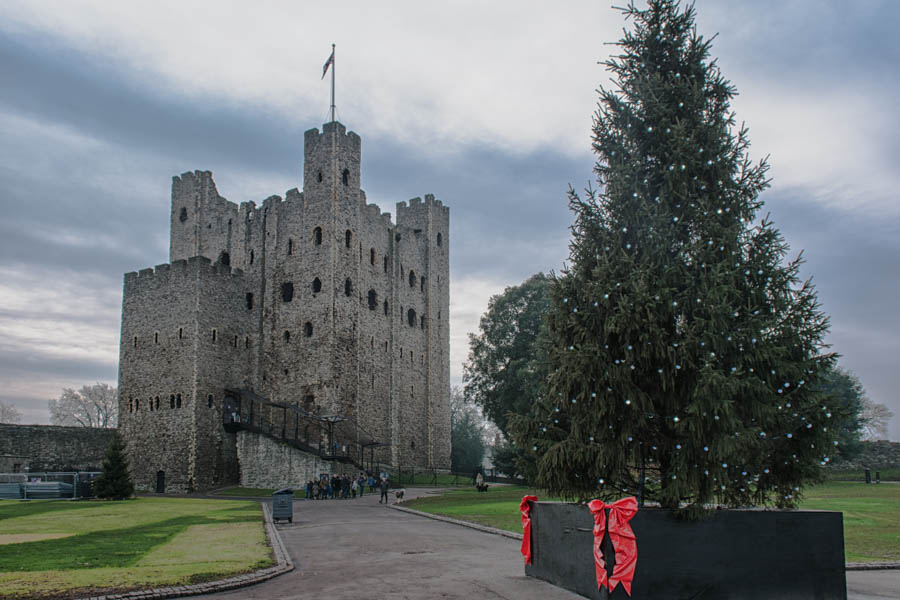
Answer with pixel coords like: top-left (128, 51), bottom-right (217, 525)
top-left (330, 43), bottom-right (336, 123)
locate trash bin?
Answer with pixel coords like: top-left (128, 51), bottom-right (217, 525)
top-left (272, 488), bottom-right (293, 523)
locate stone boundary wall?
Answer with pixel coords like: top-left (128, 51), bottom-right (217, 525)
top-left (830, 440), bottom-right (900, 470)
top-left (0, 424), bottom-right (116, 472)
top-left (236, 431), bottom-right (342, 489)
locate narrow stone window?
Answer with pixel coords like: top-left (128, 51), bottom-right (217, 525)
top-left (317, 170), bottom-right (323, 182)
top-left (421, 275), bottom-right (426, 292)
top-left (304, 322), bottom-right (313, 337)
top-left (342, 168), bottom-right (349, 185)
top-left (421, 315), bottom-right (426, 329)
top-left (150, 399), bottom-right (153, 412)
top-left (246, 293), bottom-right (254, 310)
top-left (410, 440), bottom-right (415, 450)
top-left (284, 330), bottom-right (291, 343)
top-left (383, 255), bottom-right (389, 273)
top-left (176, 393), bottom-right (182, 408)
top-left (207, 394), bottom-right (213, 408)
top-left (179, 207), bottom-right (188, 222)
top-left (212, 329), bottom-right (217, 342)
top-left (368, 289), bottom-right (377, 310)
top-left (384, 340), bottom-right (388, 352)
top-left (314, 227), bottom-right (322, 245)
top-left (233, 335), bottom-right (238, 347)
top-left (129, 398), bottom-right (133, 413)
top-left (155, 396), bottom-right (160, 410)
top-left (154, 332), bottom-right (159, 344)
top-left (370, 336), bottom-right (374, 348)
top-left (282, 282), bottom-right (294, 302)
top-left (250, 249), bottom-right (254, 265)
top-left (245, 336), bottom-right (250, 348)
top-left (219, 251), bottom-right (230, 266)
top-left (344, 278), bottom-right (352, 297)
top-left (178, 327), bottom-right (183, 339)
top-left (345, 230), bottom-right (352, 248)
top-left (135, 398), bottom-right (140, 410)
top-left (437, 232), bottom-right (442, 247)
top-left (370, 248), bottom-right (376, 265)
top-left (372, 373), bottom-right (375, 389)
top-left (409, 270), bottom-right (415, 287)
top-left (383, 300), bottom-right (389, 315)
top-left (170, 395), bottom-right (175, 409)
top-left (408, 308), bottom-right (416, 327)
top-left (312, 277), bottom-right (322, 293)
top-left (287, 239), bottom-right (293, 255)
top-left (400, 347), bottom-right (403, 358)
top-left (133, 336), bottom-right (137, 348)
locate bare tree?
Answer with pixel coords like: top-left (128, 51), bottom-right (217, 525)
top-left (859, 398), bottom-right (893, 441)
top-left (48, 383), bottom-right (118, 428)
top-left (0, 400), bottom-right (22, 424)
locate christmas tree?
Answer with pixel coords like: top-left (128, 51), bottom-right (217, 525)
top-left (514, 0), bottom-right (836, 512)
top-left (93, 433), bottom-right (135, 500)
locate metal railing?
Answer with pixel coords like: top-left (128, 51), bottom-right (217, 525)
top-left (222, 389), bottom-right (382, 472)
top-left (0, 472), bottom-right (102, 499)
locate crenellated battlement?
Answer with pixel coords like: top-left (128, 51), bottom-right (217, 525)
top-left (124, 256), bottom-right (244, 287)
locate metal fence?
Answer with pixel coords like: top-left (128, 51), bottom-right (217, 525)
top-left (0, 472), bottom-right (102, 500)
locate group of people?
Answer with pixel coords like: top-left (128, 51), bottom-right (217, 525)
top-left (303, 472), bottom-right (392, 503)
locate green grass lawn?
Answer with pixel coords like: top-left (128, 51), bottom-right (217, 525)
top-left (0, 497), bottom-right (273, 599)
top-left (404, 482), bottom-right (900, 563)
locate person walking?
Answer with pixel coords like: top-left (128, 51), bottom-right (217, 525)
top-left (379, 475), bottom-right (389, 504)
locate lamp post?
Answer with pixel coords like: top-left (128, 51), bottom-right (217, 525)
top-left (23, 466), bottom-right (28, 501)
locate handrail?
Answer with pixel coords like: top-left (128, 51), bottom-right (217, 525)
top-left (221, 389), bottom-right (380, 471)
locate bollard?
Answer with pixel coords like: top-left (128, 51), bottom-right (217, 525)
top-left (864, 468), bottom-right (871, 484)
top-left (875, 471), bottom-right (881, 484)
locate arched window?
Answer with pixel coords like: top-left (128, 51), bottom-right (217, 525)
top-left (250, 249), bottom-right (254, 264)
top-left (284, 330), bottom-right (291, 343)
top-left (246, 293), bottom-right (253, 310)
top-left (129, 398), bottom-right (133, 413)
top-left (368, 289), bottom-right (378, 310)
top-left (344, 278), bottom-right (352, 297)
top-left (179, 207), bottom-right (188, 222)
top-left (212, 329), bottom-right (217, 342)
top-left (170, 395), bottom-right (175, 409)
top-left (409, 270), bottom-right (415, 287)
top-left (287, 239), bottom-right (293, 255)
top-left (304, 322), bottom-right (313, 337)
top-left (154, 332), bottom-right (159, 344)
top-left (207, 394), bottom-right (213, 408)
top-left (178, 327), bottom-right (183, 339)
top-left (136, 398), bottom-right (140, 410)
top-left (342, 169), bottom-right (349, 185)
top-left (312, 277), bottom-right (322, 293)
top-left (407, 308), bottom-right (416, 327)
top-left (314, 227), bottom-right (322, 245)
top-left (370, 248), bottom-right (376, 265)
top-left (345, 230), bottom-right (352, 248)
top-left (282, 282), bottom-right (294, 302)
top-left (176, 393), bottom-right (182, 408)
top-left (437, 232), bottom-right (442, 247)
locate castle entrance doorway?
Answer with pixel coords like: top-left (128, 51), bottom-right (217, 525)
top-left (156, 470), bottom-right (165, 493)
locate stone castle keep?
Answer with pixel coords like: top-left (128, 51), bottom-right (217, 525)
top-left (118, 121), bottom-right (451, 492)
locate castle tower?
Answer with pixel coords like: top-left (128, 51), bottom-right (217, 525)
top-left (118, 121), bottom-right (450, 493)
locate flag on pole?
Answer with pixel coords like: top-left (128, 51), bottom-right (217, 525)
top-left (322, 49), bottom-right (334, 80)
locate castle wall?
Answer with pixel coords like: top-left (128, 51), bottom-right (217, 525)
top-left (0, 424), bottom-right (116, 472)
top-left (120, 121), bottom-right (450, 491)
top-left (236, 431), bottom-right (336, 489)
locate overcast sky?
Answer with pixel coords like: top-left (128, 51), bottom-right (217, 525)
top-left (1, 1), bottom-right (898, 439)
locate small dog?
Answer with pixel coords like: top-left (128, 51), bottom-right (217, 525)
top-left (476, 483), bottom-right (489, 493)
top-left (394, 489), bottom-right (405, 500)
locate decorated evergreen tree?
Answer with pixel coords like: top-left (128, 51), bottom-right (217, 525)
top-left (93, 433), bottom-right (135, 500)
top-left (513, 0), bottom-right (837, 512)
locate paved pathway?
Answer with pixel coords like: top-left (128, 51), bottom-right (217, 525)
top-left (198, 488), bottom-right (898, 600)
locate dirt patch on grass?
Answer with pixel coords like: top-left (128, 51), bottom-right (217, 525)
top-left (0, 533), bottom-right (72, 545)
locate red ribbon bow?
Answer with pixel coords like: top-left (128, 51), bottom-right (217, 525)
top-left (587, 497), bottom-right (638, 596)
top-left (520, 495), bottom-right (538, 564)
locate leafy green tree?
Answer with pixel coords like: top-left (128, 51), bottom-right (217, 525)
top-left (450, 387), bottom-right (486, 473)
top-left (93, 433), bottom-right (134, 500)
top-left (817, 366), bottom-right (866, 459)
top-left (513, 0), bottom-right (835, 512)
top-left (464, 273), bottom-right (550, 436)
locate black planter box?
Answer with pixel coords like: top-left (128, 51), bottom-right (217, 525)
top-left (525, 502), bottom-right (846, 600)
